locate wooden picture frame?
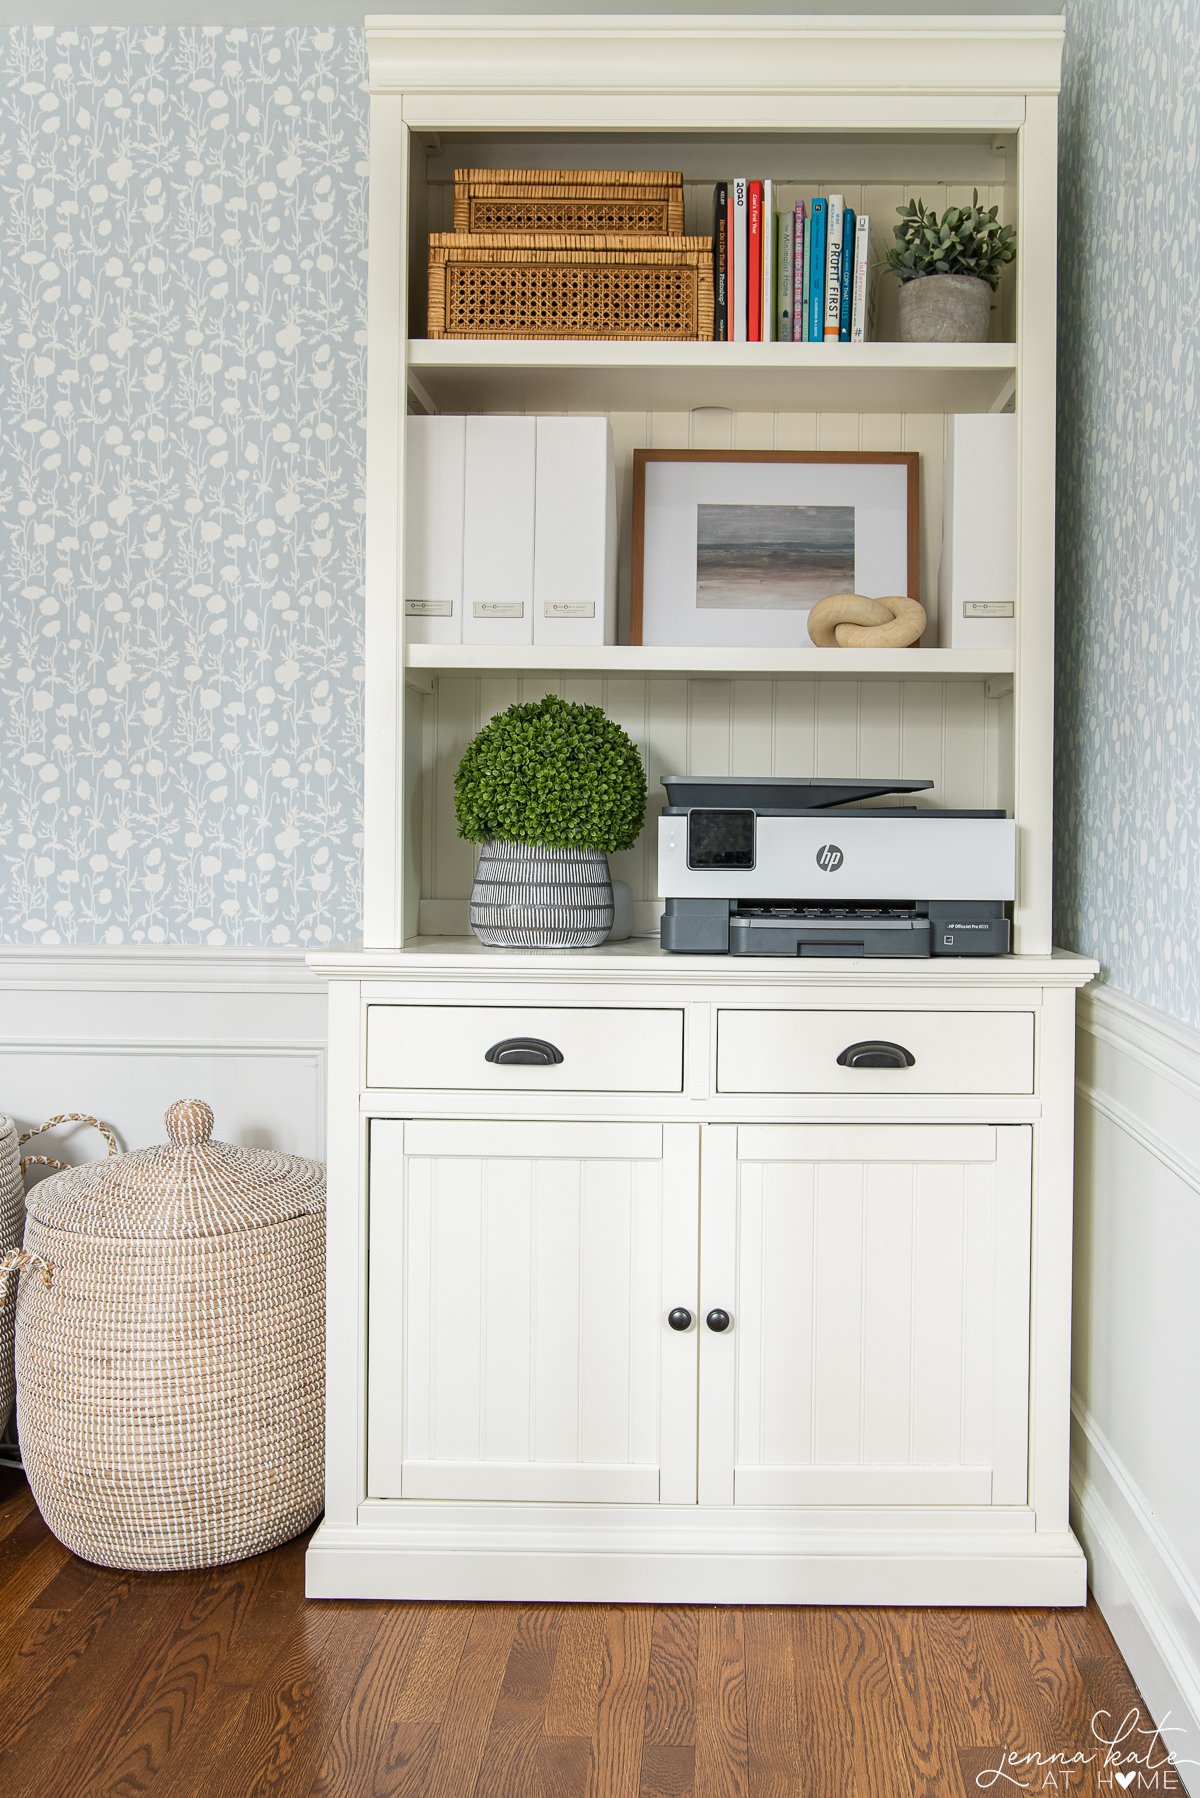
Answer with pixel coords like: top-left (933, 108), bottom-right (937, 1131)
top-left (630, 449), bottom-right (920, 647)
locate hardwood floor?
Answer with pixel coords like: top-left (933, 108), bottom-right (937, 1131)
top-left (0, 1468), bottom-right (1165, 1797)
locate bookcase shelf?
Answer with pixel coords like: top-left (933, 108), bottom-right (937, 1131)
top-left (406, 339), bottom-right (1018, 417)
top-left (404, 643), bottom-right (1014, 683)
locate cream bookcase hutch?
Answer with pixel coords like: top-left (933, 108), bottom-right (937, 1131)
top-left (306, 12), bottom-right (1098, 1604)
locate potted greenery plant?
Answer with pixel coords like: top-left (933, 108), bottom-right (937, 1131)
top-left (455, 692), bottom-right (647, 948)
top-left (887, 189), bottom-right (1016, 343)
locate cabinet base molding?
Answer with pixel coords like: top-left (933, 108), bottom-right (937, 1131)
top-left (305, 1519), bottom-right (1088, 1606)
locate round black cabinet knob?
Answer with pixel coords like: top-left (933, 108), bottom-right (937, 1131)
top-left (667, 1307), bottom-right (693, 1332)
top-left (706, 1308), bottom-right (731, 1333)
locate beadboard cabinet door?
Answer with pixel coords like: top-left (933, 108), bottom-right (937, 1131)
top-left (367, 1119), bottom-right (699, 1504)
top-left (699, 1125), bottom-right (1032, 1508)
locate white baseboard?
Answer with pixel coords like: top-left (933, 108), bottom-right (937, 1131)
top-left (1074, 983), bottom-right (1200, 1794)
top-left (0, 947), bottom-right (328, 1161)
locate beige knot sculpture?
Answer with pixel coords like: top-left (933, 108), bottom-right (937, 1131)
top-left (808, 592), bottom-right (927, 649)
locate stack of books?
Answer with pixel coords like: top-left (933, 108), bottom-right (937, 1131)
top-left (711, 182), bottom-right (873, 344)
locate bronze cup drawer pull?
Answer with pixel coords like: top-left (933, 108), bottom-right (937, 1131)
top-left (484, 1037), bottom-right (565, 1066)
top-left (836, 1039), bottom-right (916, 1070)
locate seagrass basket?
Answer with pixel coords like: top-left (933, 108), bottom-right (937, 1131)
top-left (453, 167), bottom-right (685, 237)
top-left (0, 1111), bottom-right (115, 1443)
top-left (3, 1098), bottom-right (325, 1571)
top-left (0, 1116), bottom-right (21, 1438)
top-left (427, 232), bottom-right (714, 341)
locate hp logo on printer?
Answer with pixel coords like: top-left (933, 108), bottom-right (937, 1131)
top-left (815, 843), bottom-right (844, 872)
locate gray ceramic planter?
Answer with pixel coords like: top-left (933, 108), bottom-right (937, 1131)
top-left (897, 274), bottom-right (991, 343)
top-left (469, 840), bottom-right (615, 949)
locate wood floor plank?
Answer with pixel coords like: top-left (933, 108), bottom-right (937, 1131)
top-left (786, 1606), bottom-right (855, 1798)
top-left (0, 1501), bottom-right (60, 1598)
top-left (471, 1604), bottom-right (563, 1798)
top-left (639, 1606), bottom-right (699, 1798)
top-left (420, 1605), bottom-right (519, 1798)
top-left (378, 1603), bottom-right (480, 1797)
top-left (544, 1602), bottom-right (607, 1738)
top-left (793, 1608), bottom-right (915, 1798)
top-left (0, 1529), bottom-right (68, 1640)
top-left (695, 1606), bottom-right (748, 1798)
top-left (744, 1606), bottom-right (803, 1798)
top-left (1006, 1605), bottom-right (1095, 1755)
top-left (644, 1607), bottom-right (699, 1749)
top-left (880, 1607), bottom-right (977, 1798)
top-left (539, 1734), bottom-right (595, 1798)
top-left (0, 1472), bottom-right (36, 1548)
top-left (586, 1605), bottom-right (655, 1798)
top-left (308, 1603), bottom-right (428, 1797)
top-left (392, 1602), bottom-right (477, 1724)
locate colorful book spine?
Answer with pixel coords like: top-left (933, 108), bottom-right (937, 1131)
top-left (851, 213), bottom-right (870, 343)
top-left (761, 179), bottom-right (774, 343)
top-left (807, 198), bottom-right (826, 342)
top-left (777, 209), bottom-right (795, 340)
top-left (713, 182), bottom-right (728, 342)
top-left (793, 201), bottom-right (806, 342)
top-left (838, 208), bottom-right (855, 342)
top-left (824, 192), bottom-right (844, 341)
top-left (731, 178), bottom-right (748, 343)
top-left (747, 181), bottom-right (763, 343)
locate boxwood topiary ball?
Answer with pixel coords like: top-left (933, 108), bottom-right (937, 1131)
top-left (454, 692), bottom-right (647, 855)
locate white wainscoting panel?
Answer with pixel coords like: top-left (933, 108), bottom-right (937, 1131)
top-left (1073, 984), bottom-right (1200, 1794)
top-left (0, 949), bottom-right (327, 1162)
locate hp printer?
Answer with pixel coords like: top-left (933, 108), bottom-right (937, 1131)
top-left (658, 775), bottom-right (1014, 957)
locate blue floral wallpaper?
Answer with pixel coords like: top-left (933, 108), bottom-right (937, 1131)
top-left (1, 14), bottom-right (1197, 995)
top-left (0, 28), bottom-right (367, 946)
top-left (1055, 0), bottom-right (1200, 1027)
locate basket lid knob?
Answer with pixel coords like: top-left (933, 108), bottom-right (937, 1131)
top-left (165, 1099), bottom-right (215, 1150)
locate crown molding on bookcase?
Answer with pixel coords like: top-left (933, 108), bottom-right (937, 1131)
top-left (365, 13), bottom-right (1065, 103)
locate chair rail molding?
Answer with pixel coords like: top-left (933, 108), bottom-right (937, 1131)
top-left (0, 947), bottom-right (327, 1161)
top-left (1073, 981), bottom-right (1200, 1792)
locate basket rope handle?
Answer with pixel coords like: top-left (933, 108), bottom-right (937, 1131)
top-left (0, 1248), bottom-right (55, 1301)
top-left (18, 1112), bottom-right (118, 1177)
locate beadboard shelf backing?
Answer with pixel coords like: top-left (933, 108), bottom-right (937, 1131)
top-left (410, 670), bottom-right (1015, 942)
top-left (406, 341), bottom-right (1019, 416)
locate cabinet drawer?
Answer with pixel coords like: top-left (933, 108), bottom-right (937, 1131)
top-left (716, 1009), bottom-right (1034, 1096)
top-left (366, 1004), bottom-right (685, 1093)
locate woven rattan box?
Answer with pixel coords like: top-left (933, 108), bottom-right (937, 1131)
top-left (427, 231), bottom-right (714, 341)
top-left (453, 167), bottom-right (686, 237)
top-left (4, 1098), bottom-right (325, 1571)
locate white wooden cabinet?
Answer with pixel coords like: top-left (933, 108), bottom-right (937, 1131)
top-left (700, 1124), bottom-right (1032, 1509)
top-left (367, 1119), bottom-right (699, 1505)
top-left (307, 13), bottom-right (1098, 1606)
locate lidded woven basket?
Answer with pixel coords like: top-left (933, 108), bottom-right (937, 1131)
top-left (0, 1115), bottom-right (21, 1437)
top-left (8, 1099), bottom-right (326, 1571)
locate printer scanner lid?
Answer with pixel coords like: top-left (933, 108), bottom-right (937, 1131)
top-left (662, 775), bottom-right (935, 813)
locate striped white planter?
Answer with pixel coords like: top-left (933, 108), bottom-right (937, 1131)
top-left (469, 840), bottom-right (615, 948)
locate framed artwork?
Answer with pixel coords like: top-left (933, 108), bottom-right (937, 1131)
top-left (630, 450), bottom-right (920, 647)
